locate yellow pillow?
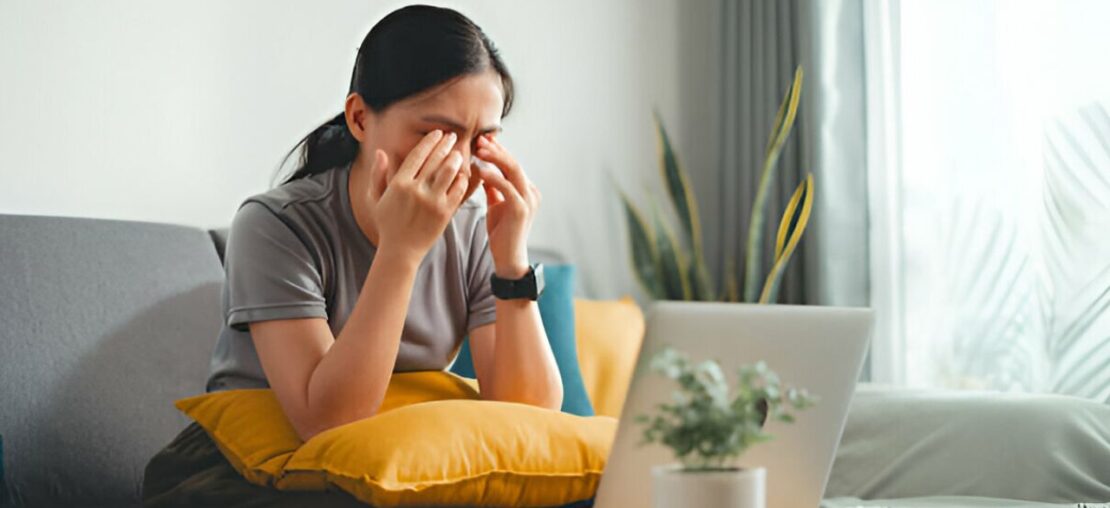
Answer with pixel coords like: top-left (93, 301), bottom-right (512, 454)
top-left (278, 400), bottom-right (616, 506)
top-left (175, 370), bottom-right (617, 506)
top-left (573, 296), bottom-right (646, 418)
top-left (174, 370), bottom-right (482, 486)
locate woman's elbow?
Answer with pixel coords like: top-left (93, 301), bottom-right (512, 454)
top-left (537, 379), bottom-right (564, 411)
top-left (291, 404), bottom-right (381, 442)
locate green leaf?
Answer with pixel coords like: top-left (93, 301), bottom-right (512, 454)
top-left (618, 190), bottom-right (665, 298)
top-left (650, 193), bottom-right (692, 300)
top-left (744, 66), bottom-right (804, 302)
top-left (722, 253), bottom-right (741, 302)
top-left (635, 349), bottom-right (814, 465)
top-left (654, 109), bottom-right (714, 301)
top-left (760, 173), bottom-right (815, 304)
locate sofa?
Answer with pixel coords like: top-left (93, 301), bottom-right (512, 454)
top-left (2, 213), bottom-right (1109, 507)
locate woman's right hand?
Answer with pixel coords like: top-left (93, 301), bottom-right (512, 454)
top-left (367, 130), bottom-right (471, 263)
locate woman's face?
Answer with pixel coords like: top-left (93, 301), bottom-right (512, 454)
top-left (352, 68), bottom-right (506, 203)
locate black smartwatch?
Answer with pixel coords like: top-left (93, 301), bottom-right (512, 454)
top-left (490, 263), bottom-right (545, 301)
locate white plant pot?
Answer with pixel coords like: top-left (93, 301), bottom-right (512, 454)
top-left (651, 463), bottom-right (766, 508)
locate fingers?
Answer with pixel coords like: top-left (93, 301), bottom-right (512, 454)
top-left (476, 160), bottom-right (523, 206)
top-left (395, 130), bottom-right (445, 181)
top-left (430, 150), bottom-right (465, 196)
top-left (473, 159), bottom-right (506, 206)
top-left (475, 135), bottom-right (529, 198)
top-left (528, 181), bottom-right (542, 206)
top-left (417, 131), bottom-right (458, 182)
top-left (386, 154), bottom-right (397, 183)
top-left (446, 167), bottom-right (470, 204)
top-left (483, 179), bottom-right (505, 207)
top-left (461, 161), bottom-right (483, 203)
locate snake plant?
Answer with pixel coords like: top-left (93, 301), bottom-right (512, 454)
top-left (620, 66), bottom-right (814, 304)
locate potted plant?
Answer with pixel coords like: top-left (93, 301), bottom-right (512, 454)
top-left (635, 346), bottom-right (815, 508)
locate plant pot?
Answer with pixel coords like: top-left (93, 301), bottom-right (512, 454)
top-left (651, 463), bottom-right (766, 508)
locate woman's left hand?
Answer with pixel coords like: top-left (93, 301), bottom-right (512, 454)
top-left (472, 134), bottom-right (540, 279)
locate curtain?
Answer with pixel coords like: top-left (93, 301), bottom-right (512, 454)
top-left (713, 0), bottom-right (870, 310)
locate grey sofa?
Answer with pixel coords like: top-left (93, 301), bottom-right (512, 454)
top-left (0, 213), bottom-right (571, 507)
top-left (1, 214), bottom-right (231, 507)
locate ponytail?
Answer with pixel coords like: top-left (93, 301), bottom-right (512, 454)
top-left (276, 112), bottom-right (359, 186)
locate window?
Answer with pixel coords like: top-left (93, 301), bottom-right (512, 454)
top-left (868, 0), bottom-right (1110, 399)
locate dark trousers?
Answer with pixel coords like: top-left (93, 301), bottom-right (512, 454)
top-left (141, 421), bottom-right (368, 508)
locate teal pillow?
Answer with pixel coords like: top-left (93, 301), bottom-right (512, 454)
top-left (450, 264), bottom-right (594, 416)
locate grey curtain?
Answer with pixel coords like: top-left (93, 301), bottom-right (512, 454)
top-left (710, 0), bottom-right (870, 309)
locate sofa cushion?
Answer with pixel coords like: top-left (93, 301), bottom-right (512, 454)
top-left (826, 384), bottom-right (1110, 503)
top-left (573, 296), bottom-right (645, 418)
top-left (176, 371), bottom-right (482, 486)
top-left (281, 399), bottom-right (615, 506)
top-left (176, 370), bottom-right (615, 507)
top-left (209, 227), bottom-right (229, 266)
top-left (0, 214), bottom-right (224, 506)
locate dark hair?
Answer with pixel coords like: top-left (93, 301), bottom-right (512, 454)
top-left (275, 4), bottom-right (514, 186)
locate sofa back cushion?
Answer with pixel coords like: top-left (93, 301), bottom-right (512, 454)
top-left (0, 214), bottom-right (224, 506)
top-left (826, 384), bottom-right (1110, 503)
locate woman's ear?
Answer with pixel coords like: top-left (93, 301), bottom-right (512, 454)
top-left (344, 93), bottom-right (370, 142)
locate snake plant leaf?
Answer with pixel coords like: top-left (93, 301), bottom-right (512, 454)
top-left (619, 190), bottom-right (666, 298)
top-left (650, 193), bottom-right (692, 300)
top-left (720, 254), bottom-right (741, 302)
top-left (759, 173), bottom-right (814, 304)
top-left (744, 66), bottom-right (804, 302)
top-left (653, 109), bottom-right (713, 300)
top-left (688, 256), bottom-right (710, 301)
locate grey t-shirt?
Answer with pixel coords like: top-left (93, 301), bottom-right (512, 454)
top-left (205, 161), bottom-right (497, 393)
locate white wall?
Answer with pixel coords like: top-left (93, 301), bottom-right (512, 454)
top-left (0, 0), bottom-right (719, 300)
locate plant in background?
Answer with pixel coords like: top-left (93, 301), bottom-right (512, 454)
top-left (635, 346), bottom-right (815, 470)
top-left (619, 66), bottom-right (814, 304)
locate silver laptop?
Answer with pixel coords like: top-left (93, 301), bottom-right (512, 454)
top-left (593, 301), bottom-right (873, 508)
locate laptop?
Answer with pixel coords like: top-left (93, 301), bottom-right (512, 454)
top-left (593, 301), bottom-right (874, 508)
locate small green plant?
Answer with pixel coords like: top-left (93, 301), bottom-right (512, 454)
top-left (635, 346), bottom-right (816, 471)
top-left (619, 66), bottom-right (814, 304)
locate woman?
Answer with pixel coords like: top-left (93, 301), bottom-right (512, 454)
top-left (142, 5), bottom-right (562, 506)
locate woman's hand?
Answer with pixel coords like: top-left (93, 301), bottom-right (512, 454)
top-left (369, 130), bottom-right (471, 263)
top-left (472, 134), bottom-right (541, 279)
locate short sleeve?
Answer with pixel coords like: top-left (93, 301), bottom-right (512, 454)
top-left (466, 213), bottom-right (498, 331)
top-left (224, 201), bottom-right (328, 332)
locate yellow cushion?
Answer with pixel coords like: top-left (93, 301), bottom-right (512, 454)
top-left (573, 296), bottom-right (646, 418)
top-left (175, 370), bottom-right (617, 506)
top-left (174, 370), bottom-right (482, 486)
top-left (279, 400), bottom-right (616, 505)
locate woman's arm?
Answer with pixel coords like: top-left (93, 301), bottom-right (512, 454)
top-left (469, 282), bottom-right (564, 410)
top-left (466, 132), bottom-right (563, 410)
top-left (251, 248), bottom-right (419, 442)
top-left (253, 130), bottom-right (472, 442)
